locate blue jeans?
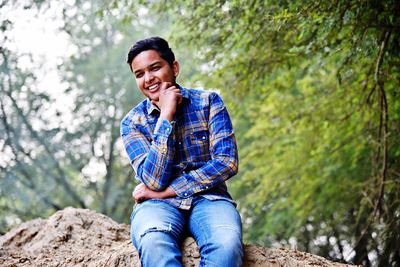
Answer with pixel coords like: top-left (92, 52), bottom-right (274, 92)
top-left (130, 197), bottom-right (243, 267)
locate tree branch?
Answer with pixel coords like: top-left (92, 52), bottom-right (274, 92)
top-left (350, 29), bottom-right (391, 260)
top-left (3, 81), bottom-right (86, 208)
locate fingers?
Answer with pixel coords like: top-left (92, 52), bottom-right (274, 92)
top-left (160, 82), bottom-right (174, 91)
top-left (163, 87), bottom-right (182, 100)
top-left (160, 82), bottom-right (180, 95)
top-left (133, 183), bottom-right (145, 192)
top-left (162, 87), bottom-right (181, 96)
top-left (158, 82), bottom-right (182, 107)
top-left (132, 184), bottom-right (146, 203)
top-left (132, 191), bottom-right (145, 203)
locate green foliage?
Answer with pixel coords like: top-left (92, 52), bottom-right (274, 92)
top-left (1, 0), bottom-right (399, 266)
top-left (1, 0), bottom-right (151, 229)
top-left (118, 0), bottom-right (400, 265)
top-left (0, 0), bottom-right (206, 233)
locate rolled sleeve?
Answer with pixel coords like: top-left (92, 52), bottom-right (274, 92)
top-left (120, 115), bottom-right (175, 191)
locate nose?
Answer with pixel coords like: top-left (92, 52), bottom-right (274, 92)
top-left (144, 71), bottom-right (154, 85)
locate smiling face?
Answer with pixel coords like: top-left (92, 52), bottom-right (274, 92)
top-left (131, 49), bottom-right (179, 101)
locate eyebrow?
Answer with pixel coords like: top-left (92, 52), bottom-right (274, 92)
top-left (134, 61), bottom-right (162, 75)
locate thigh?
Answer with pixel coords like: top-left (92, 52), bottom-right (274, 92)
top-left (188, 198), bottom-right (242, 245)
top-left (130, 200), bottom-right (186, 247)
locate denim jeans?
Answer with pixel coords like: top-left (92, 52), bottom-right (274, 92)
top-left (130, 197), bottom-right (243, 267)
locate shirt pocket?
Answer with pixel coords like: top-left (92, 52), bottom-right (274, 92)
top-left (190, 129), bottom-right (208, 145)
top-left (185, 126), bottom-right (210, 160)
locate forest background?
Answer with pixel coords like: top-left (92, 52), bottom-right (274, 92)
top-left (1, 0), bottom-right (399, 266)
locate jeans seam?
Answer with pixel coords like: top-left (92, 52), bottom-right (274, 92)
top-left (190, 215), bottom-right (208, 267)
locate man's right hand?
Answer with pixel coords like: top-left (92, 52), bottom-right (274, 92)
top-left (152, 82), bottom-right (182, 122)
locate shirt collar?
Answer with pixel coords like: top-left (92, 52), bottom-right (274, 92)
top-left (146, 84), bottom-right (190, 115)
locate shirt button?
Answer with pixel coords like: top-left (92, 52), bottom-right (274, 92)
top-left (184, 193), bottom-right (188, 196)
top-left (178, 142), bottom-right (182, 144)
top-left (202, 136), bottom-right (206, 140)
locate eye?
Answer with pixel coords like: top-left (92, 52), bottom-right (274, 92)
top-left (135, 72), bottom-right (143, 78)
top-left (151, 66), bottom-right (161, 71)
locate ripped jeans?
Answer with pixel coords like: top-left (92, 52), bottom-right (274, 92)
top-left (130, 197), bottom-right (243, 267)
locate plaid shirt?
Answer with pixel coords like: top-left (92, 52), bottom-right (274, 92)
top-left (120, 86), bottom-right (238, 210)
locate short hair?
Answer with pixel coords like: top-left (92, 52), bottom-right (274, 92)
top-left (127, 36), bottom-right (175, 72)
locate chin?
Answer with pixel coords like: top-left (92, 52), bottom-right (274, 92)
top-left (148, 95), bottom-right (159, 101)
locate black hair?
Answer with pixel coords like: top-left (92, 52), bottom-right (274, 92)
top-left (127, 36), bottom-right (175, 72)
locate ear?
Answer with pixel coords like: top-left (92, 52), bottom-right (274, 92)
top-left (172, 60), bottom-right (179, 77)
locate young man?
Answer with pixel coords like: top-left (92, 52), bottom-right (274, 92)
top-left (120, 36), bottom-right (243, 267)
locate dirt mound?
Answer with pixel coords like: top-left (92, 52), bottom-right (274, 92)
top-left (0, 207), bottom-right (356, 267)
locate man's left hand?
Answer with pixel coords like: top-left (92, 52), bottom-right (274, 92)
top-left (132, 183), bottom-right (157, 203)
top-left (132, 183), bottom-right (177, 203)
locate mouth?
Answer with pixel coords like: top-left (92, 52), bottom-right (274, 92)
top-left (146, 83), bottom-right (160, 93)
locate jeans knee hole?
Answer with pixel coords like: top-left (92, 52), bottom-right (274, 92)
top-left (140, 226), bottom-right (171, 238)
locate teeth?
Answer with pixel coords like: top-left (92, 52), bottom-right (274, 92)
top-left (148, 84), bottom-right (158, 90)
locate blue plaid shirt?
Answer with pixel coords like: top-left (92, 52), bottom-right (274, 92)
top-left (120, 86), bottom-right (238, 210)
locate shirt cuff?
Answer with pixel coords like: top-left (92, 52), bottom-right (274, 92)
top-left (154, 118), bottom-right (174, 137)
top-left (170, 174), bottom-right (194, 198)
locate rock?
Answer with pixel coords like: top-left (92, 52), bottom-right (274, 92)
top-left (0, 207), bottom-right (357, 267)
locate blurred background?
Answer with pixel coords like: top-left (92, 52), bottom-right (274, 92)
top-left (0, 1), bottom-right (399, 266)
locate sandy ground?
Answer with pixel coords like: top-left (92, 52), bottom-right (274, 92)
top-left (0, 207), bottom-right (358, 267)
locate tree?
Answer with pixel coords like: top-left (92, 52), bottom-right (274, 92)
top-left (0, 0), bottom-right (86, 230)
top-left (116, 0), bottom-right (400, 265)
top-left (0, 0), bottom-right (202, 232)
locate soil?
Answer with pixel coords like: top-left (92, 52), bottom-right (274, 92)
top-left (0, 207), bottom-right (359, 267)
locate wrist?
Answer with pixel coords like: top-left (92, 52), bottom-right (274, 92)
top-left (160, 110), bottom-right (174, 122)
top-left (163, 187), bottom-right (177, 198)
